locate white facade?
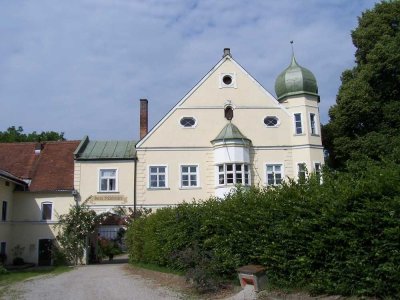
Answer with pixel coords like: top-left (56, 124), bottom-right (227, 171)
top-left (0, 49), bottom-right (324, 265)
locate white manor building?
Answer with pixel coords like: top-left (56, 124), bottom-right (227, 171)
top-left (0, 48), bottom-right (323, 265)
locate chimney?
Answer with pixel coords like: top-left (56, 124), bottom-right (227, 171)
top-left (223, 48), bottom-right (231, 57)
top-left (140, 99), bottom-right (148, 139)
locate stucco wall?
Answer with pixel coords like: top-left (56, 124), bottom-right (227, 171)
top-left (6, 192), bottom-right (75, 264)
top-left (135, 56), bottom-right (324, 206)
top-left (75, 160), bottom-right (135, 212)
top-left (0, 178), bottom-right (15, 264)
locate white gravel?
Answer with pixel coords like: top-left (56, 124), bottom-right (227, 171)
top-left (4, 264), bottom-right (183, 300)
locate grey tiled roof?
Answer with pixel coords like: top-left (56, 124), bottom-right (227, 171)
top-left (74, 136), bottom-right (136, 160)
top-left (211, 122), bottom-right (251, 144)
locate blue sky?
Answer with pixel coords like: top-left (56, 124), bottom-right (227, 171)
top-left (0, 0), bottom-right (378, 140)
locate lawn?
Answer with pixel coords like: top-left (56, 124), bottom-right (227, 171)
top-left (0, 266), bottom-right (72, 291)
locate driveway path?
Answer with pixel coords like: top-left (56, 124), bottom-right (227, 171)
top-left (4, 263), bottom-right (183, 300)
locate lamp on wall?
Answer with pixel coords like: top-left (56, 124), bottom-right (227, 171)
top-left (72, 189), bottom-right (80, 205)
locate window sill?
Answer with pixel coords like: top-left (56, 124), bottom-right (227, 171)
top-left (97, 191), bottom-right (120, 194)
top-left (216, 184), bottom-right (251, 188)
top-left (147, 188), bottom-right (170, 191)
top-left (179, 187), bottom-right (202, 190)
top-left (293, 133), bottom-right (306, 136)
top-left (311, 133), bottom-right (320, 137)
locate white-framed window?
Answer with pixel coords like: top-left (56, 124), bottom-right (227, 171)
top-left (149, 165), bottom-right (168, 188)
top-left (297, 163), bottom-right (307, 182)
top-left (1, 201), bottom-right (7, 222)
top-left (180, 117), bottom-right (197, 128)
top-left (263, 116), bottom-right (279, 127)
top-left (180, 165), bottom-right (199, 188)
top-left (217, 163), bottom-right (250, 186)
top-left (266, 164), bottom-right (283, 186)
top-left (41, 202), bottom-right (53, 221)
top-left (309, 113), bottom-right (318, 135)
top-left (314, 162), bottom-right (322, 183)
top-left (99, 169), bottom-right (117, 192)
top-left (294, 113), bottom-right (303, 134)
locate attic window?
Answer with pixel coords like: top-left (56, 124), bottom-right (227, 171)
top-left (219, 73), bottom-right (236, 88)
top-left (225, 106), bottom-right (233, 120)
top-left (222, 75), bottom-right (232, 85)
top-left (180, 117), bottom-right (196, 128)
top-left (264, 116), bottom-right (279, 127)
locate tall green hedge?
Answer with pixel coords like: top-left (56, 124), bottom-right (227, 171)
top-left (126, 160), bottom-right (400, 297)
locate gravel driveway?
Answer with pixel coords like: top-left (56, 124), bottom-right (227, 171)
top-left (4, 263), bottom-right (183, 300)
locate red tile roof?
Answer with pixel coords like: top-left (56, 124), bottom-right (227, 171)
top-left (0, 143), bottom-right (37, 179)
top-left (0, 141), bottom-right (80, 192)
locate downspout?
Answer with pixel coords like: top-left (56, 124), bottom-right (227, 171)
top-left (134, 157), bottom-right (137, 218)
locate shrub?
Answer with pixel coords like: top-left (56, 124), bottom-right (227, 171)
top-left (0, 265), bottom-right (8, 275)
top-left (98, 238), bottom-right (122, 259)
top-left (12, 257), bottom-right (24, 266)
top-left (52, 246), bottom-right (69, 266)
top-left (0, 253), bottom-right (7, 265)
top-left (126, 159), bottom-right (400, 297)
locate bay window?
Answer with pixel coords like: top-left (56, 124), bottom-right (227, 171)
top-left (217, 163), bottom-right (250, 186)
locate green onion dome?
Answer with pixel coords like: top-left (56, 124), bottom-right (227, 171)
top-left (275, 55), bottom-right (319, 101)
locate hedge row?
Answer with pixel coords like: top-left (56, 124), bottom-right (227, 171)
top-left (126, 160), bottom-right (400, 297)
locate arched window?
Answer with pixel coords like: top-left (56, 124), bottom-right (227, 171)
top-left (225, 106), bottom-right (233, 120)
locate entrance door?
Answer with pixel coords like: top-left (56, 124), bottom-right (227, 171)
top-left (38, 239), bottom-right (53, 266)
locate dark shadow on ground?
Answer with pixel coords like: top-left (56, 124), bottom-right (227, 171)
top-left (99, 254), bottom-right (129, 265)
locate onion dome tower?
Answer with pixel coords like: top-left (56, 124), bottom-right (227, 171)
top-left (275, 54), bottom-right (319, 102)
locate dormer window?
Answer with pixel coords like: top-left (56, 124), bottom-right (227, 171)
top-left (180, 117), bottom-right (196, 128)
top-left (225, 106), bottom-right (233, 120)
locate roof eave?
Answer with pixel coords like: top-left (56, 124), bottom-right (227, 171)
top-left (76, 157), bottom-right (137, 161)
top-left (277, 91), bottom-right (320, 102)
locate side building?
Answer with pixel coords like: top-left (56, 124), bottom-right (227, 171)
top-left (0, 141), bottom-right (80, 265)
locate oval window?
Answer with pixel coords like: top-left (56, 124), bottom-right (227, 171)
top-left (264, 116), bottom-right (279, 127)
top-left (180, 117), bottom-right (196, 127)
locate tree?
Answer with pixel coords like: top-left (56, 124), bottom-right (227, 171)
top-left (55, 203), bottom-right (100, 265)
top-left (323, 1), bottom-right (400, 168)
top-left (0, 126), bottom-right (65, 142)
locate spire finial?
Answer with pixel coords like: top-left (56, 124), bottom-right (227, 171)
top-left (290, 40), bottom-right (294, 56)
top-left (289, 40), bottom-right (298, 66)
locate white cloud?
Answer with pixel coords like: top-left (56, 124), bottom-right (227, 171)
top-left (0, 0), bottom-right (378, 140)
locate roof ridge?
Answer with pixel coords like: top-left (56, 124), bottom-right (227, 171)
top-left (0, 140), bottom-right (79, 145)
top-left (40, 140), bottom-right (80, 144)
top-left (0, 142), bottom-right (37, 145)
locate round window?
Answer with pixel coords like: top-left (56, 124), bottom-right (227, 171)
top-left (264, 116), bottom-right (279, 127)
top-left (222, 75), bottom-right (233, 85)
top-left (180, 117), bottom-right (196, 127)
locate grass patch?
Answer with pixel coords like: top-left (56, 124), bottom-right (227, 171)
top-left (130, 262), bottom-right (184, 276)
top-left (0, 266), bottom-right (72, 287)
